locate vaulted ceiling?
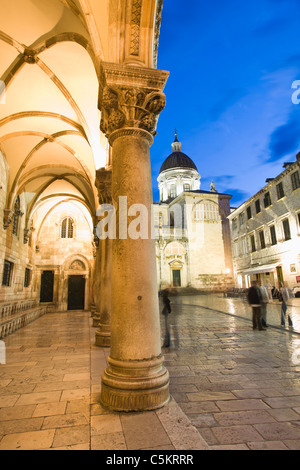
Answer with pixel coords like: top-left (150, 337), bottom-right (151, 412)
top-left (0, 0), bottom-right (162, 230)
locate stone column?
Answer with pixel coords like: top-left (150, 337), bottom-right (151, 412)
top-left (95, 168), bottom-right (112, 347)
top-left (92, 242), bottom-right (102, 328)
top-left (98, 62), bottom-right (170, 411)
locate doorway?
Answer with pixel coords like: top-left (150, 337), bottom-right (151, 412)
top-left (172, 269), bottom-right (181, 287)
top-left (68, 275), bottom-right (85, 310)
top-left (40, 270), bottom-right (54, 303)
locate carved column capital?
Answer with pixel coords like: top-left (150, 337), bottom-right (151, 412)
top-left (98, 62), bottom-right (169, 140)
top-left (95, 167), bottom-right (112, 205)
top-left (3, 209), bottom-right (14, 229)
top-left (23, 228), bottom-right (31, 244)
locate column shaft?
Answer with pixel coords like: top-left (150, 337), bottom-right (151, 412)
top-left (100, 129), bottom-right (169, 411)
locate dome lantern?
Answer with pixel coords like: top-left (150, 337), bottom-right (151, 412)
top-left (157, 131), bottom-right (201, 202)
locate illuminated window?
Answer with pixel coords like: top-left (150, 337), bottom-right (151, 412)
top-left (61, 218), bottom-right (74, 239)
top-left (165, 242), bottom-right (185, 256)
top-left (2, 261), bottom-right (13, 287)
top-left (255, 199), bottom-right (261, 214)
top-left (264, 191), bottom-right (272, 208)
top-left (270, 225), bottom-right (277, 245)
top-left (276, 182), bottom-right (285, 200)
top-left (259, 230), bottom-right (266, 249)
top-left (170, 184), bottom-right (176, 198)
top-left (250, 234), bottom-right (256, 252)
top-left (282, 218), bottom-right (291, 241)
top-left (24, 268), bottom-right (31, 287)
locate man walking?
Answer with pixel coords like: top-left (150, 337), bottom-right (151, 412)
top-left (247, 280), bottom-right (266, 331)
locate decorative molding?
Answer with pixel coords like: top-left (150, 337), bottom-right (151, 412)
top-left (153, 0), bottom-right (163, 68)
top-left (108, 127), bottom-right (154, 146)
top-left (69, 260), bottom-right (85, 270)
top-left (130, 0), bottom-right (143, 57)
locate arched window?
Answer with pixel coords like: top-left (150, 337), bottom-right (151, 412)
top-left (61, 218), bottom-right (74, 239)
top-left (165, 241), bottom-right (186, 256)
top-left (194, 201), bottom-right (221, 221)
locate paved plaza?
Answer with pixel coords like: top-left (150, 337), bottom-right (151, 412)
top-left (0, 294), bottom-right (300, 450)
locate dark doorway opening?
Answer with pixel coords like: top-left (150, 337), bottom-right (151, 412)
top-left (172, 269), bottom-right (181, 287)
top-left (40, 270), bottom-right (54, 303)
top-left (68, 275), bottom-right (85, 310)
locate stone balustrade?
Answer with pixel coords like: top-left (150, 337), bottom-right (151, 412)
top-left (0, 300), bottom-right (47, 339)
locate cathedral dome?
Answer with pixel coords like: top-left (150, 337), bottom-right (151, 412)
top-left (160, 152), bottom-right (198, 173)
top-left (159, 131), bottom-right (198, 174)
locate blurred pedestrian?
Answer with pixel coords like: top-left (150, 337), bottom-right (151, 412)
top-left (280, 283), bottom-right (293, 327)
top-left (162, 289), bottom-right (171, 347)
top-left (247, 280), bottom-right (266, 331)
top-left (259, 280), bottom-right (270, 327)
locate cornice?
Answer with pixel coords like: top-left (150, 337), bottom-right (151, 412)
top-left (100, 61), bottom-right (169, 92)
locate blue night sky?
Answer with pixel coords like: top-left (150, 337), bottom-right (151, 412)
top-left (150, 0), bottom-right (300, 207)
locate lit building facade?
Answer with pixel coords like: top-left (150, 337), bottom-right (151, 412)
top-left (228, 155), bottom-right (300, 290)
top-left (154, 135), bottom-right (234, 291)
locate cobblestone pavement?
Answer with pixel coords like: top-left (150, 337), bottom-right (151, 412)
top-left (0, 295), bottom-right (300, 450)
top-left (163, 295), bottom-right (300, 450)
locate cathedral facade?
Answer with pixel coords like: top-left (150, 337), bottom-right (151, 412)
top-left (153, 134), bottom-right (234, 291)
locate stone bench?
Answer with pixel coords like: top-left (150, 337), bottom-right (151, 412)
top-left (0, 300), bottom-right (47, 339)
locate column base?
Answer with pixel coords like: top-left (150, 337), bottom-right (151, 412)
top-left (90, 303), bottom-right (96, 318)
top-left (95, 324), bottom-right (111, 347)
top-left (100, 355), bottom-right (170, 412)
top-left (92, 313), bottom-right (101, 327)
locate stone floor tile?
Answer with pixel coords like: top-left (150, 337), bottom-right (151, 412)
top-left (0, 404), bottom-right (36, 421)
top-left (247, 441), bottom-right (289, 450)
top-left (214, 410), bottom-right (276, 426)
top-left (263, 396), bottom-right (300, 409)
top-left (0, 395), bottom-right (20, 407)
top-left (63, 373), bottom-right (90, 382)
top-left (60, 388), bottom-right (90, 401)
top-left (187, 391), bottom-right (236, 401)
top-left (212, 424), bottom-right (264, 445)
top-left (33, 402), bottom-right (67, 417)
top-left (42, 413), bottom-right (88, 429)
top-left (16, 391), bottom-right (61, 406)
top-left (254, 422), bottom-right (300, 441)
top-left (120, 412), bottom-right (172, 450)
top-left (49, 443), bottom-right (90, 450)
top-left (216, 398), bottom-right (270, 412)
top-left (91, 432), bottom-right (127, 450)
top-left (232, 389), bottom-right (266, 399)
top-left (0, 417), bottom-right (44, 435)
top-left (209, 444), bottom-right (249, 450)
top-left (156, 398), bottom-right (209, 450)
top-left (52, 425), bottom-right (89, 448)
top-left (268, 408), bottom-right (300, 422)
top-left (284, 440), bottom-right (300, 450)
top-left (91, 414), bottom-right (122, 436)
top-left (0, 429), bottom-right (55, 450)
